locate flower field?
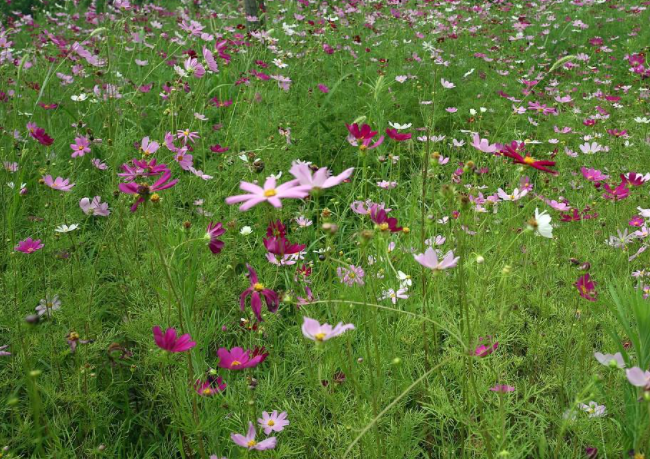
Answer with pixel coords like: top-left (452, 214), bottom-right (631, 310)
top-left (1, 0), bottom-right (650, 457)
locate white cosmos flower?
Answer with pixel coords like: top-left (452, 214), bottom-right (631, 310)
top-left (388, 122), bottom-right (412, 130)
top-left (55, 223), bottom-right (79, 233)
top-left (240, 226), bottom-right (253, 236)
top-left (71, 93), bottom-right (88, 102)
top-left (529, 208), bottom-right (553, 238)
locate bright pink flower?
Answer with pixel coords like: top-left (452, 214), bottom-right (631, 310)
top-left (500, 143), bottom-right (557, 175)
top-left (414, 248), bottom-right (459, 270)
top-left (474, 337), bottom-right (498, 357)
top-left (630, 216), bottom-right (645, 227)
top-left (209, 144), bottom-right (229, 153)
top-left (346, 123), bottom-right (384, 150)
top-left (15, 237), bottom-right (44, 254)
top-left (624, 172), bottom-right (648, 187)
top-left (490, 384), bottom-right (515, 393)
top-left (70, 136), bottom-right (91, 157)
top-left (225, 176), bottom-right (310, 212)
top-left (118, 158), bottom-right (169, 181)
top-left (575, 273), bottom-right (597, 301)
top-left (152, 326), bottom-right (196, 353)
top-left (205, 222), bottom-right (225, 254)
top-left (43, 175), bottom-right (75, 192)
top-left (118, 171), bottom-right (179, 212)
top-left (240, 264), bottom-right (279, 321)
top-left (602, 179), bottom-right (629, 201)
top-left (301, 317), bottom-right (355, 342)
top-left (581, 167), bottom-right (608, 182)
top-left (231, 422), bottom-right (276, 451)
top-left (218, 346), bottom-right (268, 370)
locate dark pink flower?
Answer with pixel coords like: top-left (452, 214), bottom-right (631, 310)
top-left (15, 237), bottom-right (44, 254)
top-left (152, 326), bottom-right (196, 353)
top-left (217, 346), bottom-right (268, 370)
top-left (575, 273), bottom-right (597, 302)
top-left (240, 264), bottom-right (279, 321)
top-left (385, 128), bottom-right (412, 142)
top-left (205, 222), bottom-right (225, 254)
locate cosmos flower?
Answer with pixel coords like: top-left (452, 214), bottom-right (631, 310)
top-left (225, 176), bottom-right (311, 211)
top-left (528, 209), bottom-right (553, 238)
top-left (240, 264), bottom-right (279, 321)
top-left (413, 248), bottom-right (459, 270)
top-left (205, 222), bottom-right (225, 254)
top-left (474, 337), bottom-right (498, 357)
top-left (500, 144), bottom-right (558, 175)
top-left (370, 204), bottom-right (402, 232)
top-left (385, 128), bottom-right (412, 141)
top-left (345, 123), bottom-right (384, 150)
top-left (152, 326), bottom-right (196, 353)
top-left (15, 238), bottom-right (44, 254)
top-left (231, 422), bottom-right (276, 451)
top-left (43, 175), bottom-right (75, 192)
top-left (301, 317), bottom-right (355, 342)
top-left (626, 367), bottom-right (650, 389)
top-left (575, 273), bottom-right (597, 301)
top-left (70, 136), bottom-right (91, 157)
top-left (140, 137), bottom-right (160, 155)
top-left (470, 133), bottom-right (498, 154)
top-left (490, 384), bottom-right (515, 393)
top-left (118, 170), bottom-right (178, 212)
top-left (27, 122), bottom-right (54, 146)
top-left (195, 375), bottom-right (226, 396)
top-left (217, 346), bottom-right (268, 370)
top-left (594, 352), bottom-right (625, 369)
top-left (579, 402), bottom-right (606, 418)
top-left (36, 294), bottom-right (61, 317)
top-left (258, 411), bottom-right (289, 434)
top-left (80, 196), bottom-right (110, 216)
top-left (337, 265), bottom-right (365, 286)
top-left (289, 162), bottom-right (354, 191)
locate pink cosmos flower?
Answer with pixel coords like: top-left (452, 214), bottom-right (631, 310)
top-left (43, 175), bottom-right (75, 192)
top-left (471, 133), bottom-right (498, 154)
top-left (118, 171), bottom-right (178, 212)
top-left (27, 122), bottom-right (54, 146)
top-left (289, 162), bottom-right (354, 191)
top-left (337, 265), bottom-right (365, 286)
top-left (594, 352), bottom-right (625, 368)
top-left (174, 149), bottom-right (194, 170)
top-left (218, 346), bottom-right (268, 370)
top-left (15, 237), bottom-right (44, 254)
top-left (626, 367), bottom-right (650, 389)
top-left (490, 384), bottom-right (515, 393)
top-left (195, 375), bottom-right (226, 396)
top-left (474, 336), bottom-right (498, 357)
top-left (240, 264), bottom-right (279, 321)
top-left (205, 222), bottom-right (225, 254)
top-left (301, 317), bottom-right (355, 342)
top-left (414, 247), bottom-right (459, 270)
top-left (575, 273), bottom-right (596, 301)
top-left (225, 176), bottom-right (310, 212)
top-left (152, 326), bottom-right (196, 353)
top-left (345, 123), bottom-right (384, 150)
top-left (118, 158), bottom-right (169, 181)
top-left (231, 422), bottom-right (276, 451)
top-left (258, 411), bottom-right (289, 434)
top-left (603, 179), bottom-right (629, 201)
top-left (184, 57), bottom-right (205, 78)
top-left (70, 136), bottom-right (91, 157)
top-left (370, 204), bottom-right (402, 232)
top-left (202, 46), bottom-right (219, 73)
top-left (176, 129), bottom-right (200, 144)
top-left (140, 137), bottom-right (160, 155)
top-left (79, 196), bottom-right (110, 216)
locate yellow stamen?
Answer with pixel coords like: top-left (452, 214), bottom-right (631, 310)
top-left (378, 223), bottom-right (389, 231)
top-left (264, 189), bottom-right (277, 197)
top-left (253, 283), bottom-right (265, 292)
top-left (267, 420), bottom-right (275, 426)
top-left (523, 156), bottom-right (536, 165)
top-left (231, 360), bottom-right (242, 367)
top-left (247, 440), bottom-right (257, 448)
top-left (314, 332), bottom-right (327, 341)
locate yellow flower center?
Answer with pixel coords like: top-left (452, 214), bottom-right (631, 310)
top-left (523, 156), bottom-right (536, 165)
top-left (315, 332), bottom-right (327, 341)
top-left (264, 189), bottom-right (277, 197)
top-left (378, 223), bottom-right (389, 231)
top-left (348, 272), bottom-right (356, 279)
top-left (267, 420), bottom-right (275, 426)
top-left (231, 360), bottom-right (242, 367)
top-left (247, 440), bottom-right (257, 448)
top-left (78, 145), bottom-right (85, 150)
top-left (202, 388), bottom-right (213, 395)
top-left (150, 193), bottom-right (160, 203)
top-left (253, 283), bottom-right (265, 292)
top-left (359, 144), bottom-right (367, 151)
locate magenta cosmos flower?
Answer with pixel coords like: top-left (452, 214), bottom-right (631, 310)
top-left (217, 346), bottom-right (268, 370)
top-left (474, 336), bottom-right (498, 357)
top-left (575, 273), bottom-right (597, 301)
top-left (152, 326), bottom-right (196, 353)
top-left (70, 136), bottom-right (91, 158)
top-left (231, 422), bottom-right (276, 451)
top-left (43, 175), bottom-right (75, 192)
top-left (258, 411), bottom-right (289, 434)
top-left (195, 375), bottom-right (226, 396)
top-left (289, 162), bottom-right (354, 191)
top-left (205, 222), bottom-right (225, 254)
top-left (370, 203), bottom-right (402, 232)
top-left (581, 167), bottom-right (608, 182)
top-left (118, 170), bottom-right (178, 212)
top-left (15, 237), bottom-right (44, 254)
top-left (301, 317), bottom-right (355, 342)
top-left (225, 176), bottom-right (310, 212)
top-left (414, 247), bottom-right (459, 270)
top-left (345, 123), bottom-right (384, 150)
top-left (240, 264), bottom-right (279, 321)
top-left (385, 128), bottom-right (412, 142)
top-left (27, 122), bottom-right (54, 146)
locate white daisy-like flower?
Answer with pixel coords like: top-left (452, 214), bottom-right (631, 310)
top-left (528, 208), bottom-right (553, 238)
top-left (55, 224), bottom-right (79, 233)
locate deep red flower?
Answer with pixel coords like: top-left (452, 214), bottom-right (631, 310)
top-left (500, 143), bottom-right (558, 175)
top-left (385, 128), bottom-right (412, 141)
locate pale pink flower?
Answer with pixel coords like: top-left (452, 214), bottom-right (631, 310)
top-left (301, 317), bottom-right (355, 342)
top-left (414, 247), bottom-right (459, 270)
top-left (225, 176), bottom-right (311, 211)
